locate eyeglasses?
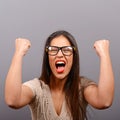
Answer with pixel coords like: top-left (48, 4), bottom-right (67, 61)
top-left (46, 46), bottom-right (75, 56)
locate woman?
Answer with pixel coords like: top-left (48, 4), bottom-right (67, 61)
top-left (5, 30), bottom-right (114, 120)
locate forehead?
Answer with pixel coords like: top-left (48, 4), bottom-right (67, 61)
top-left (50, 35), bottom-right (71, 46)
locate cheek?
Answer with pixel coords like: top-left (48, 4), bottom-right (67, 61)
top-left (48, 56), bottom-right (55, 69)
top-left (67, 56), bottom-right (73, 69)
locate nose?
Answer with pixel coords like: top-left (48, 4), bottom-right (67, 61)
top-left (56, 49), bottom-right (64, 56)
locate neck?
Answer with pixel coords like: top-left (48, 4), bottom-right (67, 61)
top-left (50, 75), bottom-right (67, 92)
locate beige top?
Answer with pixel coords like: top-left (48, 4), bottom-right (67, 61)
top-left (23, 77), bottom-right (96, 120)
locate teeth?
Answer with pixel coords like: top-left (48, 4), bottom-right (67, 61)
top-left (56, 61), bottom-right (65, 64)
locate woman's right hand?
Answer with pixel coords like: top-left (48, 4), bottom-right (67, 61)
top-left (15, 38), bottom-right (31, 56)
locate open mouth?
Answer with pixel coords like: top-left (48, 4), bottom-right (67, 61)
top-left (55, 61), bottom-right (66, 73)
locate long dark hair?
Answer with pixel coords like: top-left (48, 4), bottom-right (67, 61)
top-left (39, 30), bottom-right (87, 120)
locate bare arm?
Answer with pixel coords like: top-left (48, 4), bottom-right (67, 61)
top-left (84, 40), bottom-right (114, 109)
top-left (5, 38), bottom-right (34, 109)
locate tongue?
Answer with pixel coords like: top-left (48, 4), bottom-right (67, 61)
top-left (56, 66), bottom-right (64, 73)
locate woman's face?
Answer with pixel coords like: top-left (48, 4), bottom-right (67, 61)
top-left (48, 35), bottom-right (73, 80)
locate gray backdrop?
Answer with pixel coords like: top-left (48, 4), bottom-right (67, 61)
top-left (0, 0), bottom-right (120, 120)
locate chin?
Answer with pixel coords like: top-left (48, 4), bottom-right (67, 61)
top-left (55, 74), bottom-right (67, 80)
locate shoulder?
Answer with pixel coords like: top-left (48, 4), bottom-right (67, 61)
top-left (23, 78), bottom-right (48, 95)
top-left (23, 78), bottom-right (46, 86)
top-left (23, 78), bottom-right (40, 87)
top-left (80, 76), bottom-right (97, 88)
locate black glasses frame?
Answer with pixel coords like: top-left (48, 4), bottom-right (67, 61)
top-left (46, 46), bottom-right (75, 56)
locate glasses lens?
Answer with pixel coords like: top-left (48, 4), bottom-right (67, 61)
top-left (47, 46), bottom-right (58, 55)
top-left (62, 46), bottom-right (73, 56)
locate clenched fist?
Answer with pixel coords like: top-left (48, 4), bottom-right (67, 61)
top-left (94, 40), bottom-right (110, 57)
top-left (15, 38), bottom-right (31, 56)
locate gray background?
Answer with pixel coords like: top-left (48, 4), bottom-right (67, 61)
top-left (0, 0), bottom-right (120, 120)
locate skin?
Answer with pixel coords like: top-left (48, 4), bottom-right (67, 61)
top-left (49, 36), bottom-right (73, 82)
top-left (48, 36), bottom-right (73, 114)
top-left (84, 40), bottom-right (114, 109)
top-left (5, 36), bottom-right (114, 115)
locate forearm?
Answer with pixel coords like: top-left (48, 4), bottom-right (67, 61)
top-left (98, 54), bottom-right (114, 105)
top-left (5, 53), bottom-right (23, 105)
